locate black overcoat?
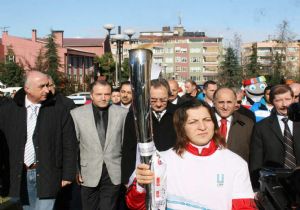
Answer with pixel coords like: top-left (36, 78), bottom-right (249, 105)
top-left (0, 89), bottom-right (77, 198)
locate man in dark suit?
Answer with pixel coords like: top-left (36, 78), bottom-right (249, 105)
top-left (168, 79), bottom-right (185, 105)
top-left (250, 85), bottom-right (300, 189)
top-left (213, 87), bottom-right (254, 163)
top-left (0, 71), bottom-right (77, 210)
top-left (121, 79), bottom-right (177, 185)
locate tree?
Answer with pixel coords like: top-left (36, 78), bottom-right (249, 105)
top-left (44, 32), bottom-right (61, 85)
top-left (269, 52), bottom-right (284, 85)
top-left (121, 58), bottom-right (130, 82)
top-left (245, 44), bottom-right (261, 77)
top-left (274, 20), bottom-right (296, 79)
top-left (34, 47), bottom-right (47, 72)
top-left (0, 46), bottom-right (24, 87)
top-left (95, 53), bottom-right (116, 84)
top-left (218, 47), bottom-right (243, 87)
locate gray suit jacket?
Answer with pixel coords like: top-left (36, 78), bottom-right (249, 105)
top-left (71, 104), bottom-right (128, 187)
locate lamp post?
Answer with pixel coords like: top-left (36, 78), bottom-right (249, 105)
top-left (103, 24), bottom-right (115, 38)
top-left (111, 33), bottom-right (126, 86)
top-left (124, 29), bottom-right (135, 45)
top-left (104, 24), bottom-right (136, 87)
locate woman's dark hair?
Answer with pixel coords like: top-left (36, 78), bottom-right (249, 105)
top-left (173, 99), bottom-right (225, 156)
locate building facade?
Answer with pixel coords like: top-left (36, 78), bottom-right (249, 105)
top-left (0, 29), bottom-right (107, 88)
top-left (137, 26), bottom-right (223, 84)
top-left (242, 40), bottom-right (300, 78)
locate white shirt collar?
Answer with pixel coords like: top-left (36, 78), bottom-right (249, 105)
top-left (153, 109), bottom-right (167, 121)
top-left (121, 103), bottom-right (131, 109)
top-left (215, 113), bottom-right (233, 124)
top-left (171, 97), bottom-right (178, 105)
top-left (25, 96), bottom-right (41, 108)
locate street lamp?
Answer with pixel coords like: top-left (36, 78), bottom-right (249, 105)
top-left (103, 24), bottom-right (115, 38)
top-left (104, 24), bottom-right (136, 87)
top-left (124, 29), bottom-right (135, 44)
top-left (111, 33), bottom-right (126, 87)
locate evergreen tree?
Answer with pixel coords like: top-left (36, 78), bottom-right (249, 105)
top-left (34, 47), bottom-right (47, 72)
top-left (245, 44), bottom-right (260, 77)
top-left (95, 53), bottom-right (116, 84)
top-left (0, 46), bottom-right (24, 87)
top-left (218, 47), bottom-right (243, 87)
top-left (44, 32), bottom-right (61, 85)
top-left (121, 58), bottom-right (130, 82)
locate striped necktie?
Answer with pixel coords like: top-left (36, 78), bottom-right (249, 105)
top-left (155, 112), bottom-right (162, 121)
top-left (282, 118), bottom-right (296, 169)
top-left (24, 104), bottom-right (38, 166)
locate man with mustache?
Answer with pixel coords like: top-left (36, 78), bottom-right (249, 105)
top-left (250, 85), bottom-right (300, 189)
top-left (119, 81), bottom-right (132, 109)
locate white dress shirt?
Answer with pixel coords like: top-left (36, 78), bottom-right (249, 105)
top-left (277, 115), bottom-right (293, 136)
top-left (215, 113), bottom-right (233, 141)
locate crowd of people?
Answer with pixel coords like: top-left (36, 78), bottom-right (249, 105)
top-left (0, 70), bottom-right (300, 210)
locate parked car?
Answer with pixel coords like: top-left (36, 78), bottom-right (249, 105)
top-left (67, 92), bottom-right (91, 106)
top-left (0, 87), bottom-right (22, 97)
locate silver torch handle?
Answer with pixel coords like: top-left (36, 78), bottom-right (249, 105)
top-left (129, 48), bottom-right (153, 210)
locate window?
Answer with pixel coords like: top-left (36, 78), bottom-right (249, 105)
top-left (190, 57), bottom-right (200, 63)
top-left (190, 48), bottom-right (201, 53)
top-left (181, 48), bottom-right (187, 53)
top-left (181, 57), bottom-right (187, 63)
top-left (175, 57), bottom-right (181, 63)
top-left (165, 48), bottom-right (173, 53)
top-left (175, 47), bottom-right (181, 53)
top-left (190, 66), bottom-right (201, 72)
top-left (165, 57), bottom-right (173, 63)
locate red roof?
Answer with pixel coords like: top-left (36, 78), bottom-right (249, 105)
top-left (63, 38), bottom-right (105, 47)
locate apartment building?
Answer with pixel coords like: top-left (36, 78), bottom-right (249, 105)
top-left (137, 25), bottom-right (223, 84)
top-left (242, 40), bottom-right (300, 78)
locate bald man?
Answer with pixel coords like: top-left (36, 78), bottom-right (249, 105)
top-left (213, 87), bottom-right (254, 163)
top-left (168, 79), bottom-right (185, 105)
top-left (289, 83), bottom-right (300, 103)
top-left (0, 71), bottom-right (77, 210)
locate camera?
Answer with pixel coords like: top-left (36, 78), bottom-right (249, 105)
top-left (255, 168), bottom-right (300, 209)
top-left (288, 94), bottom-right (300, 122)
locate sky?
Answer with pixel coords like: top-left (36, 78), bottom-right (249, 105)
top-left (1, 0), bottom-right (300, 44)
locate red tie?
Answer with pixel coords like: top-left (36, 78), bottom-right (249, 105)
top-left (220, 118), bottom-right (227, 140)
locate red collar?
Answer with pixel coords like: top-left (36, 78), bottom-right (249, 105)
top-left (185, 140), bottom-right (218, 156)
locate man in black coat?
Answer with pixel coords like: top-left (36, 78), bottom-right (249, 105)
top-left (250, 85), bottom-right (300, 190)
top-left (0, 71), bottom-right (77, 210)
top-left (121, 79), bottom-right (177, 185)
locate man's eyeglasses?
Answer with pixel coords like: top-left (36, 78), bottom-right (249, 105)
top-left (150, 98), bottom-right (168, 103)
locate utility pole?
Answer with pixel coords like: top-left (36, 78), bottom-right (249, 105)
top-left (0, 26), bottom-right (10, 32)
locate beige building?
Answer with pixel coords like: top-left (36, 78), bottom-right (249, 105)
top-left (242, 40), bottom-right (300, 78)
top-left (109, 25), bottom-right (223, 84)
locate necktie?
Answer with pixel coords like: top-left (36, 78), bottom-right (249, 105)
top-left (220, 118), bottom-right (227, 140)
top-left (282, 118), bottom-right (296, 169)
top-left (96, 111), bottom-right (106, 149)
top-left (156, 112), bottom-right (161, 121)
top-left (24, 105), bottom-right (38, 166)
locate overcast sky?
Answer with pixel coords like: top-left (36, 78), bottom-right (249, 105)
top-left (1, 0), bottom-right (300, 44)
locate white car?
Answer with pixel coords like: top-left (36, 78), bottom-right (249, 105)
top-left (67, 92), bottom-right (91, 105)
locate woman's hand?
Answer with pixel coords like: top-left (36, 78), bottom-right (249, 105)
top-left (136, 163), bottom-right (154, 185)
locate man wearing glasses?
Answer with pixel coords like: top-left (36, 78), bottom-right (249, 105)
top-left (121, 78), bottom-right (177, 186)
